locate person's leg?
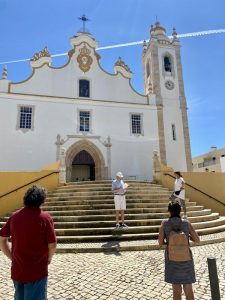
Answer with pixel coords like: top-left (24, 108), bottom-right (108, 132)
top-left (116, 210), bottom-right (120, 224)
top-left (121, 196), bottom-right (127, 226)
top-left (180, 199), bottom-right (187, 217)
top-left (114, 195), bottom-right (120, 226)
top-left (183, 284), bottom-right (194, 300)
top-left (121, 210), bottom-right (124, 224)
top-left (172, 284), bottom-right (182, 300)
top-left (24, 276), bottom-right (48, 300)
top-left (13, 281), bottom-right (24, 300)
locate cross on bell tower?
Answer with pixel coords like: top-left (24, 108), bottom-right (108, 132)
top-left (78, 14), bottom-right (90, 33)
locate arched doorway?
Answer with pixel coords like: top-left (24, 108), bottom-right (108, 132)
top-left (65, 140), bottom-right (108, 182)
top-left (72, 150), bottom-right (95, 181)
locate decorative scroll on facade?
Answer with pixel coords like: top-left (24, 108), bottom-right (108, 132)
top-left (30, 47), bottom-right (51, 62)
top-left (114, 57), bottom-right (132, 73)
top-left (77, 44), bottom-right (93, 72)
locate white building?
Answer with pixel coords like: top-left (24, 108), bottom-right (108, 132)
top-left (193, 147), bottom-right (225, 172)
top-left (0, 22), bottom-right (192, 181)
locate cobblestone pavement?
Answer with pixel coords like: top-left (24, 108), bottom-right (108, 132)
top-left (1, 243), bottom-right (225, 300)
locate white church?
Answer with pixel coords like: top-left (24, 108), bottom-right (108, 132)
top-left (0, 21), bottom-right (192, 182)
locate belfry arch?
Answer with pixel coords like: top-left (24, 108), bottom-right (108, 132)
top-left (65, 140), bottom-right (108, 182)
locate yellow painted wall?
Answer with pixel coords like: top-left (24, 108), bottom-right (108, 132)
top-left (160, 170), bottom-right (225, 216)
top-left (0, 162), bottom-right (59, 217)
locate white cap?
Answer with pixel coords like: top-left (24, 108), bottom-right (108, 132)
top-left (116, 171), bottom-right (123, 178)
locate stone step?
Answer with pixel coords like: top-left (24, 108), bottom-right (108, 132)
top-left (50, 191), bottom-right (171, 197)
top-left (0, 209), bottom-right (212, 223)
top-left (65, 180), bottom-right (154, 186)
top-left (43, 205), bottom-right (203, 216)
top-left (42, 202), bottom-right (197, 211)
top-left (46, 194), bottom-right (173, 201)
top-left (52, 217), bottom-right (225, 237)
top-left (40, 213), bottom-right (220, 229)
top-left (1, 180), bottom-right (224, 253)
top-left (54, 222), bottom-right (225, 243)
top-left (44, 198), bottom-right (188, 206)
top-left (56, 231), bottom-right (225, 253)
top-left (55, 186), bottom-right (169, 193)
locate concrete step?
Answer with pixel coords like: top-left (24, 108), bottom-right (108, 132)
top-left (1, 179), bottom-right (224, 252)
top-left (53, 217), bottom-right (225, 236)
top-left (65, 180), bottom-right (155, 186)
top-left (43, 205), bottom-right (204, 216)
top-left (56, 231), bottom-right (225, 253)
top-left (0, 209), bottom-right (212, 223)
top-left (44, 198), bottom-right (189, 206)
top-left (55, 186), bottom-right (169, 193)
top-left (42, 202), bottom-right (197, 211)
top-left (37, 213), bottom-right (220, 229)
top-left (193, 217), bottom-right (225, 230)
top-left (50, 190), bottom-right (171, 195)
top-left (46, 194), bottom-right (173, 201)
top-left (54, 222), bottom-right (225, 243)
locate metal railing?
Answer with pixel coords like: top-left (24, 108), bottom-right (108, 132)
top-left (163, 172), bottom-right (225, 207)
top-left (0, 171), bottom-right (59, 199)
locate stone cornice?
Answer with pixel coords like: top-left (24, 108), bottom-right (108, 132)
top-left (0, 92), bottom-right (157, 110)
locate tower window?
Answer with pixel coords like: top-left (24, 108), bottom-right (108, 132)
top-left (172, 124), bottom-right (176, 141)
top-left (79, 79), bottom-right (90, 98)
top-left (164, 56), bottom-right (172, 72)
top-left (79, 111), bottom-right (90, 132)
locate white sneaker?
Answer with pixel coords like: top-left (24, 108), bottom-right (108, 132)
top-left (183, 215), bottom-right (187, 220)
top-left (115, 223), bottom-right (120, 228)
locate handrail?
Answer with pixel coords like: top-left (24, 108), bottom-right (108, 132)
top-left (164, 172), bottom-right (225, 207)
top-left (0, 171), bottom-right (59, 199)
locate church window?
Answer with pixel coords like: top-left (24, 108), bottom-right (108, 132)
top-left (164, 56), bottom-right (172, 72)
top-left (172, 124), bottom-right (176, 140)
top-left (131, 114), bottom-right (142, 134)
top-left (79, 111), bottom-right (90, 132)
top-left (17, 105), bottom-right (34, 131)
top-left (79, 79), bottom-right (90, 98)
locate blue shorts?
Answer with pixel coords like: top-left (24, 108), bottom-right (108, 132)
top-left (13, 276), bottom-right (47, 300)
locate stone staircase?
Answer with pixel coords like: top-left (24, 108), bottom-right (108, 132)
top-left (1, 180), bottom-right (225, 252)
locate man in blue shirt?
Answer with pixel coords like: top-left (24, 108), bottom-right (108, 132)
top-left (112, 172), bottom-right (128, 228)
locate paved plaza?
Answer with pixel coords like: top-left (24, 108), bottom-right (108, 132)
top-left (0, 242), bottom-right (225, 300)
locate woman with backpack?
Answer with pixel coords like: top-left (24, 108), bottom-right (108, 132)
top-left (158, 201), bottom-right (200, 300)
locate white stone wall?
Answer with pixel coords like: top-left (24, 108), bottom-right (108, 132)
top-left (0, 94), bottom-right (159, 180)
top-left (10, 44), bottom-right (148, 105)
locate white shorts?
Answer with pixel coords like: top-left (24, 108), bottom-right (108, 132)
top-left (114, 195), bottom-right (126, 210)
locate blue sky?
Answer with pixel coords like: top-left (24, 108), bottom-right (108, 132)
top-left (0, 0), bottom-right (224, 157)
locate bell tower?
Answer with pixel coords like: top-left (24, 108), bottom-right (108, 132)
top-left (142, 22), bottom-right (192, 171)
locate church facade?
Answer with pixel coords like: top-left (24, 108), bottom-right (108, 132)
top-left (0, 22), bottom-right (192, 181)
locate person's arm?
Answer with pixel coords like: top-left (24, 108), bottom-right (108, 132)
top-left (158, 223), bottom-right (166, 246)
top-left (46, 215), bottom-right (57, 264)
top-left (0, 236), bottom-right (12, 260)
top-left (112, 188), bottom-right (121, 193)
top-left (180, 178), bottom-right (185, 190)
top-left (48, 242), bottom-right (57, 264)
top-left (188, 222), bottom-right (200, 243)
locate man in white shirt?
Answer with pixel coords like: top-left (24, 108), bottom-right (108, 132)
top-left (112, 172), bottom-right (128, 228)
